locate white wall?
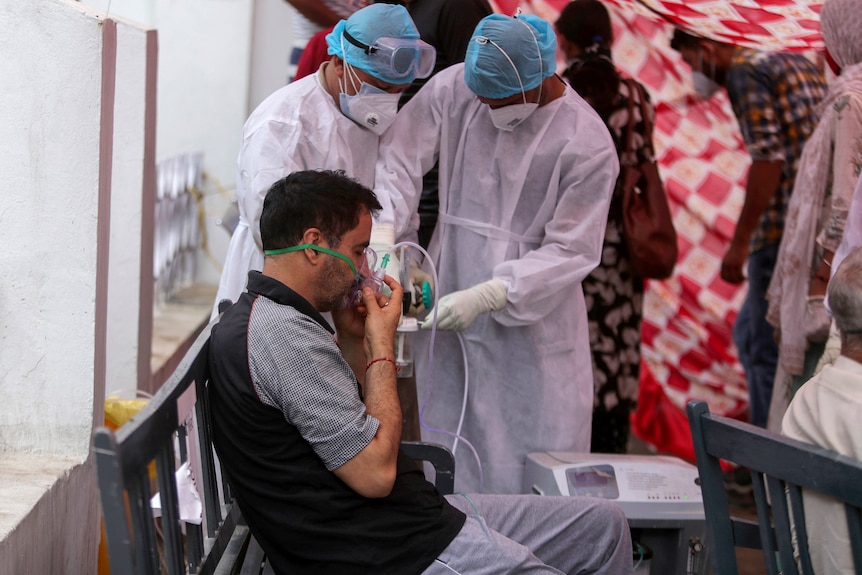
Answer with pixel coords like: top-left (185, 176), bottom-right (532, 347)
top-left (151, 0), bottom-right (253, 184)
top-left (107, 17), bottom-right (158, 395)
top-left (1, 0), bottom-right (286, 444)
top-left (80, 0), bottom-right (254, 183)
top-left (249, 0), bottom-right (298, 111)
top-left (81, 0), bottom-right (260, 286)
top-left (79, 0), bottom-right (299, 287)
top-left (0, 1), bottom-right (110, 570)
top-left (0, 0), bottom-right (111, 457)
top-left (0, 0), bottom-right (297, 569)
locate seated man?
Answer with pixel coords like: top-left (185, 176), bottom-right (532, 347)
top-left (208, 169), bottom-right (632, 574)
top-left (782, 245), bottom-right (862, 574)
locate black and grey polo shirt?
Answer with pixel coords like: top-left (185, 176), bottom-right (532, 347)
top-left (209, 271), bottom-right (465, 574)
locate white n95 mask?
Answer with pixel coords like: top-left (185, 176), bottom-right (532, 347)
top-left (489, 102), bottom-right (538, 131)
top-left (339, 82), bottom-right (401, 135)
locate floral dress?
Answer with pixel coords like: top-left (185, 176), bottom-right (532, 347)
top-left (564, 70), bottom-right (655, 453)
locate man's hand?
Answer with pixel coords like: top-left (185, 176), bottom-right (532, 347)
top-left (361, 274), bottom-right (403, 360)
top-left (720, 159), bottom-right (782, 285)
top-left (332, 304), bottom-right (366, 343)
top-left (332, 275), bottom-right (404, 499)
top-left (721, 241), bottom-right (749, 284)
top-left (332, 276), bottom-right (401, 384)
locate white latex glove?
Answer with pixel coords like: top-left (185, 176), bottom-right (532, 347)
top-left (420, 278), bottom-right (507, 332)
top-left (369, 223), bottom-right (400, 289)
top-left (406, 259), bottom-right (435, 317)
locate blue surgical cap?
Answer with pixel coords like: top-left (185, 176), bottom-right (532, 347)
top-left (326, 4), bottom-right (421, 85)
top-left (464, 14), bottom-right (557, 99)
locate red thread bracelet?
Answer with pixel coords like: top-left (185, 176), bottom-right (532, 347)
top-left (365, 357), bottom-right (400, 372)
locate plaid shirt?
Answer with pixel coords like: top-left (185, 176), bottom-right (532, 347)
top-left (727, 48), bottom-right (827, 252)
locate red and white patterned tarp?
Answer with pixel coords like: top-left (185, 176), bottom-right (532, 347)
top-left (630, 0), bottom-right (823, 51)
top-left (487, 0), bottom-right (825, 462)
top-left (494, 0), bottom-right (824, 50)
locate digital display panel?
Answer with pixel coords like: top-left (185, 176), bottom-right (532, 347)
top-left (565, 465), bottom-right (620, 499)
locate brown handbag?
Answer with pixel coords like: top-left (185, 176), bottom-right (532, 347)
top-left (620, 79), bottom-right (678, 279)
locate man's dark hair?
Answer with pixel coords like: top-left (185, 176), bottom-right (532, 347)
top-left (670, 28), bottom-right (703, 52)
top-left (556, 0), bottom-right (613, 52)
top-left (260, 170), bottom-right (382, 251)
top-left (557, 0), bottom-right (618, 122)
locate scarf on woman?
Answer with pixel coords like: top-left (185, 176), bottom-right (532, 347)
top-left (766, 0), bottom-right (862, 375)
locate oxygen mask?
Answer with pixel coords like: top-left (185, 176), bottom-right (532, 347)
top-left (347, 247), bottom-right (386, 307)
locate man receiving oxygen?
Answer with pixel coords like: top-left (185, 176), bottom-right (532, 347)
top-left (373, 13), bottom-right (618, 493)
top-left (213, 3), bottom-right (435, 315)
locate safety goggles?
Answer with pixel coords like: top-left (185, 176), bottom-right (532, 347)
top-left (343, 30), bottom-right (436, 80)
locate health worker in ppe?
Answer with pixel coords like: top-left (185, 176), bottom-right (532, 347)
top-left (212, 3), bottom-right (435, 315)
top-left (373, 13), bottom-right (618, 493)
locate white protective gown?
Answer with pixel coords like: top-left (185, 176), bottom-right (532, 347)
top-left (214, 66), bottom-right (379, 314)
top-left (375, 64), bottom-right (618, 493)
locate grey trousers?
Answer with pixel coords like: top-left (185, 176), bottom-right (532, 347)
top-left (421, 493), bottom-right (633, 575)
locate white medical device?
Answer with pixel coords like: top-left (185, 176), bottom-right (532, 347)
top-left (524, 452), bottom-right (709, 575)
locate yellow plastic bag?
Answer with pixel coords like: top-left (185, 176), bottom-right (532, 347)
top-left (104, 389), bottom-right (157, 482)
top-left (104, 389), bottom-right (152, 430)
top-left (99, 389), bottom-right (156, 575)
top-left (104, 398), bottom-right (149, 430)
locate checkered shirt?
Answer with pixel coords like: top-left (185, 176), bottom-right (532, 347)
top-left (727, 48), bottom-right (827, 252)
